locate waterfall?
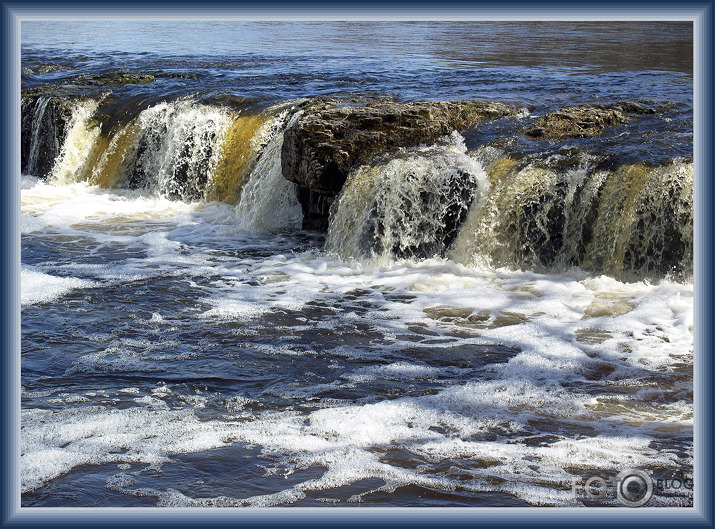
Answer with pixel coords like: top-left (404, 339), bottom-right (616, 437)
top-left (233, 111), bottom-right (303, 233)
top-left (25, 96), bottom-right (52, 177)
top-left (50, 100), bottom-right (101, 185)
top-left (327, 133), bottom-right (487, 261)
top-left (583, 161), bottom-right (693, 279)
top-left (20, 95), bottom-right (278, 205)
top-left (448, 149), bottom-right (693, 279)
top-left (450, 149), bottom-right (605, 270)
top-left (329, 138), bottom-right (693, 279)
top-left (21, 95), bottom-right (75, 178)
top-left (88, 120), bottom-right (142, 190)
top-left (207, 111), bottom-right (276, 205)
top-left (125, 100), bottom-right (234, 201)
top-left (20, 93), bottom-right (694, 280)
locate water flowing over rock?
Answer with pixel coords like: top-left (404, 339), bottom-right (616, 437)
top-left (327, 135), bottom-right (486, 261)
top-left (525, 102), bottom-right (655, 140)
top-left (281, 99), bottom-right (525, 230)
top-left (446, 147), bottom-right (692, 280)
top-left (18, 89), bottom-right (692, 280)
top-left (21, 92), bottom-right (80, 178)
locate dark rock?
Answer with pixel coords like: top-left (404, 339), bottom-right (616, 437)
top-left (282, 98), bottom-right (524, 230)
top-left (21, 92), bottom-right (79, 177)
top-left (525, 102), bottom-right (655, 140)
top-left (70, 71), bottom-right (155, 86)
top-left (196, 93), bottom-right (262, 112)
top-left (155, 72), bottom-right (201, 80)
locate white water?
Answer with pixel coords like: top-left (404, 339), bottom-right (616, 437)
top-left (328, 133), bottom-right (486, 261)
top-left (21, 267), bottom-right (95, 306)
top-left (130, 100), bottom-right (233, 199)
top-left (50, 99), bottom-right (101, 185)
top-left (21, 176), bottom-right (693, 506)
top-left (234, 111), bottom-right (303, 233)
top-left (19, 98), bottom-right (694, 508)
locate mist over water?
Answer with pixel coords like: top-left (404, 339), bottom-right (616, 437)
top-left (20, 21), bottom-right (694, 508)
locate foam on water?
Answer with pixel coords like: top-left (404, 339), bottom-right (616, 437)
top-left (21, 267), bottom-right (94, 305)
top-left (22, 177), bottom-right (198, 226)
top-left (21, 167), bottom-right (693, 508)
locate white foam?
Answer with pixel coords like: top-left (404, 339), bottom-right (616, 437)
top-left (20, 213), bottom-right (48, 234)
top-left (21, 267), bottom-right (94, 305)
top-left (20, 165), bottom-right (693, 506)
top-left (21, 406), bottom-right (229, 493)
top-left (21, 174), bottom-right (40, 189)
top-left (21, 178), bottom-right (198, 228)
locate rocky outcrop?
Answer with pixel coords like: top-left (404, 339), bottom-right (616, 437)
top-left (281, 98), bottom-right (524, 230)
top-left (525, 102), bottom-right (654, 140)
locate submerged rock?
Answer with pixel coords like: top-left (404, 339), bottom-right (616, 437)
top-left (22, 62), bottom-right (75, 75)
top-left (282, 98), bottom-right (524, 230)
top-left (70, 71), bottom-right (156, 86)
top-left (525, 102), bottom-right (654, 140)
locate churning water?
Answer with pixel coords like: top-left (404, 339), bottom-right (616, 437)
top-left (20, 21), bottom-right (693, 508)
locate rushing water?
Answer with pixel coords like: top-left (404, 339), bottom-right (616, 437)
top-left (20, 21), bottom-right (694, 508)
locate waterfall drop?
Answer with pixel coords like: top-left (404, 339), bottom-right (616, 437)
top-left (327, 133), bottom-right (487, 261)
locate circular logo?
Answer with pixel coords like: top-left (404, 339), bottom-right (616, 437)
top-left (616, 469), bottom-right (653, 507)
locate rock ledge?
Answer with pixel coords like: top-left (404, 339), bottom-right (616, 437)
top-left (281, 98), bottom-right (524, 230)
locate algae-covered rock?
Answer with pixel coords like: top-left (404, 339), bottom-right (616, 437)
top-left (525, 102), bottom-right (655, 140)
top-left (70, 71), bottom-right (156, 86)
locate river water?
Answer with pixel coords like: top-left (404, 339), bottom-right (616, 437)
top-left (20, 20), bottom-right (694, 507)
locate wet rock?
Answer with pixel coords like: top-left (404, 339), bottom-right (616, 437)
top-left (197, 93), bottom-right (262, 112)
top-left (21, 92), bottom-right (80, 178)
top-left (525, 102), bottom-right (655, 140)
top-left (282, 98), bottom-right (524, 230)
top-left (22, 62), bottom-right (74, 75)
top-left (155, 72), bottom-right (201, 80)
top-left (70, 71), bottom-right (156, 86)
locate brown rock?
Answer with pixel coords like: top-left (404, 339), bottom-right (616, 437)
top-left (281, 98), bottom-right (524, 230)
top-left (525, 102), bottom-right (654, 140)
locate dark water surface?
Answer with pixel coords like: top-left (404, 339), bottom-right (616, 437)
top-left (22, 21), bottom-right (693, 102)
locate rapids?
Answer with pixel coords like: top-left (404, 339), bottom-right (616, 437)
top-left (19, 20), bottom-right (694, 508)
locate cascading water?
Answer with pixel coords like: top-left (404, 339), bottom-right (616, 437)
top-left (207, 112), bottom-right (276, 205)
top-left (583, 161), bottom-right (693, 279)
top-left (326, 134), bottom-right (693, 280)
top-left (450, 149), bottom-right (608, 271)
top-left (87, 120), bottom-right (142, 189)
top-left (24, 95), bottom-right (53, 176)
top-left (19, 95), bottom-right (302, 209)
top-left (21, 94), bottom-right (76, 178)
top-left (327, 133), bottom-right (487, 261)
top-left (125, 100), bottom-right (233, 201)
top-left (49, 99), bottom-right (101, 185)
top-left (234, 111), bottom-right (303, 233)
top-left (447, 150), bottom-right (693, 279)
top-left (20, 92), bottom-right (694, 278)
